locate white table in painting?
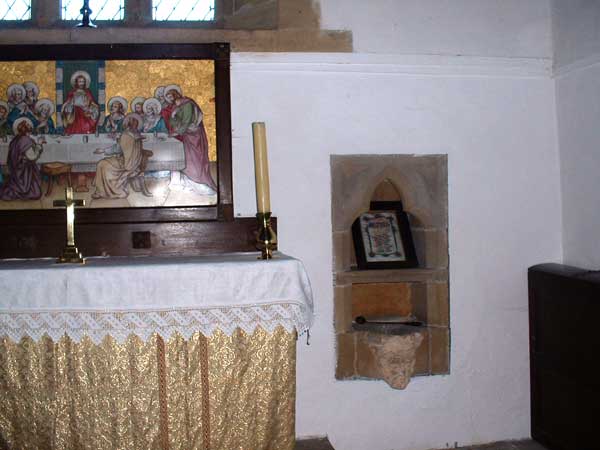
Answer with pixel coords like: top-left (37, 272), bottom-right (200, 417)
top-left (0, 133), bottom-right (185, 172)
top-left (0, 133), bottom-right (185, 191)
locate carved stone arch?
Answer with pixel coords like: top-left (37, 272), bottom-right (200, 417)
top-left (371, 178), bottom-right (402, 202)
top-left (367, 169), bottom-right (431, 229)
top-left (341, 169), bottom-right (430, 234)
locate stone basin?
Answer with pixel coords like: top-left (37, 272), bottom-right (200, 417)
top-left (352, 321), bottom-right (424, 335)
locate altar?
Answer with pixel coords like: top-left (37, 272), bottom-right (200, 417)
top-left (0, 254), bottom-right (313, 450)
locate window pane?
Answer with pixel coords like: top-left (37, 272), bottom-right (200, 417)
top-left (62, 0), bottom-right (124, 21)
top-left (0, 0), bottom-right (31, 20)
top-left (153, 0), bottom-right (214, 21)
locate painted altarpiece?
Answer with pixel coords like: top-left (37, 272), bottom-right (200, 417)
top-left (0, 57), bottom-right (218, 209)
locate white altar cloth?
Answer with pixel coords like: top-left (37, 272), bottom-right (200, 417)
top-left (0, 253), bottom-right (314, 343)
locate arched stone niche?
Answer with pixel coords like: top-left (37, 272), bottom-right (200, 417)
top-left (331, 154), bottom-right (449, 387)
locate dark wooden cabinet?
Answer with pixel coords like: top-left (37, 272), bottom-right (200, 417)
top-left (528, 264), bottom-right (600, 450)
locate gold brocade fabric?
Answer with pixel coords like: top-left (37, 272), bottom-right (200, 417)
top-left (0, 327), bottom-right (296, 450)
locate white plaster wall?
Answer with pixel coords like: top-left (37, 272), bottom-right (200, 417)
top-left (552, 0), bottom-right (600, 69)
top-left (556, 65), bottom-right (600, 269)
top-left (321, 0), bottom-right (552, 58)
top-left (552, 1), bottom-right (600, 268)
top-left (230, 53), bottom-right (562, 450)
top-left (0, 2), bottom-right (562, 448)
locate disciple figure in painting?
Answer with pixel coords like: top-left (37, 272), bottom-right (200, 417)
top-left (6, 84), bottom-right (28, 129)
top-left (92, 113), bottom-right (145, 199)
top-left (142, 98), bottom-right (167, 134)
top-left (62, 71), bottom-right (100, 135)
top-left (164, 84), bottom-right (216, 194)
top-left (154, 86), bottom-right (168, 109)
top-left (0, 117), bottom-right (45, 200)
top-left (23, 81), bottom-right (39, 114)
top-left (131, 97), bottom-right (145, 115)
top-left (0, 101), bottom-right (11, 138)
top-left (33, 99), bottom-right (56, 135)
top-left (100, 96), bottom-right (127, 134)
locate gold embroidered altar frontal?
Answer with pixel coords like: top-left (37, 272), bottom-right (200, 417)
top-left (0, 326), bottom-right (296, 450)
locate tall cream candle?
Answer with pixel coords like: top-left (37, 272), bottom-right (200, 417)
top-left (252, 122), bottom-right (271, 213)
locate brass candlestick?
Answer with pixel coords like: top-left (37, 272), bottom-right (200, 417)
top-left (256, 212), bottom-right (277, 260)
top-left (53, 187), bottom-right (85, 264)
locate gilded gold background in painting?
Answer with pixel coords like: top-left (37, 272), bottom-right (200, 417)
top-left (106, 60), bottom-right (216, 161)
top-left (0, 61), bottom-right (55, 108)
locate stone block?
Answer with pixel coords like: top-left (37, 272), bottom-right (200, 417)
top-left (351, 283), bottom-right (412, 319)
top-left (333, 285), bottom-right (352, 334)
top-left (413, 327), bottom-right (430, 375)
top-left (335, 333), bottom-right (355, 380)
top-left (225, 0), bottom-right (278, 30)
top-left (235, 0), bottom-right (271, 9)
top-left (123, 0), bottom-right (152, 24)
top-left (332, 230), bottom-right (353, 272)
top-left (427, 282), bottom-right (449, 326)
top-left (3, 28), bottom-right (352, 54)
top-left (34, 0), bottom-right (59, 26)
top-left (430, 326), bottom-right (450, 374)
top-left (278, 0), bottom-right (320, 29)
top-left (410, 282), bottom-right (428, 323)
top-left (355, 332), bottom-right (380, 379)
top-left (219, 0), bottom-right (234, 16)
top-left (412, 228), bottom-right (448, 269)
top-left (371, 179), bottom-right (402, 201)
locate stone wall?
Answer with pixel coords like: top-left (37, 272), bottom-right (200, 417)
top-left (2, 0), bottom-right (352, 52)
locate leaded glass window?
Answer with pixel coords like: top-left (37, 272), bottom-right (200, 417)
top-left (62, 0), bottom-right (124, 21)
top-left (0, 0), bottom-right (31, 20)
top-left (153, 0), bottom-right (214, 21)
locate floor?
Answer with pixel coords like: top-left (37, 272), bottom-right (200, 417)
top-left (294, 439), bottom-right (548, 450)
top-left (448, 441), bottom-right (547, 450)
top-left (296, 438), bottom-right (335, 450)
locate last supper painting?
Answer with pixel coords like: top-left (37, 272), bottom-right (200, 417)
top-left (0, 55), bottom-right (219, 209)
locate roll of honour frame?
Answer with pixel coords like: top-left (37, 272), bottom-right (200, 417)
top-left (253, 122), bottom-right (277, 259)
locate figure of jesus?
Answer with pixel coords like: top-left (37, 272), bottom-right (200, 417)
top-left (62, 70), bottom-right (99, 135)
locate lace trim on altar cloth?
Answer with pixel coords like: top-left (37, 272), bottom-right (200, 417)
top-left (0, 303), bottom-right (311, 344)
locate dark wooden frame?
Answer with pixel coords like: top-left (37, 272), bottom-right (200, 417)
top-left (0, 43), bottom-right (267, 258)
top-left (352, 201), bottom-right (418, 270)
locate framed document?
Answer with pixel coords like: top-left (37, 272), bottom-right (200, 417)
top-left (352, 205), bottom-right (418, 270)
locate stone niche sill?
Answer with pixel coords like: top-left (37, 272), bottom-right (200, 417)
top-left (336, 268), bottom-right (448, 285)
